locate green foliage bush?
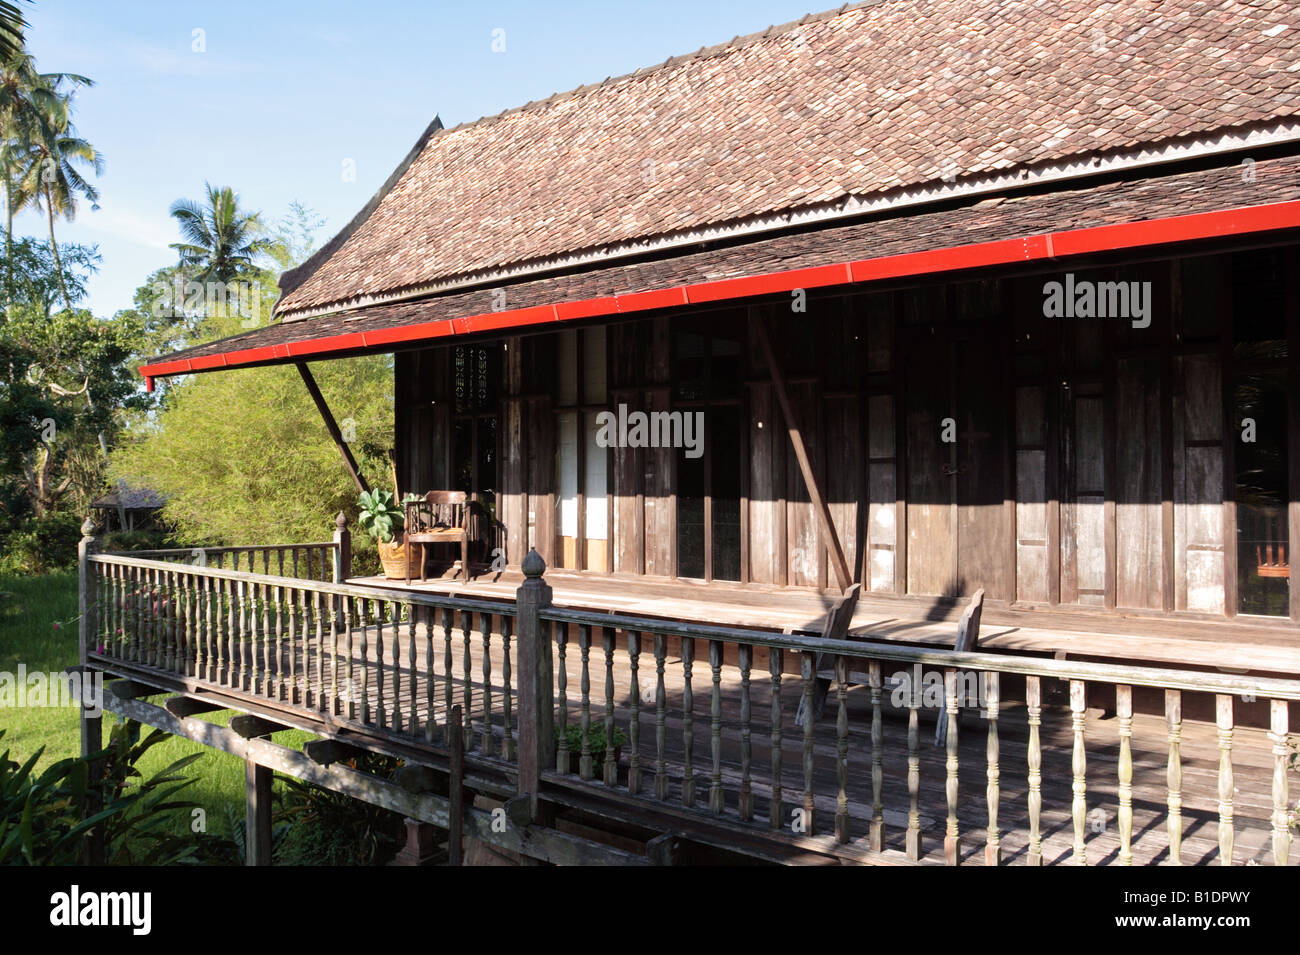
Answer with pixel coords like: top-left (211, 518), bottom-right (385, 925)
top-left (274, 751), bottom-right (406, 865)
top-left (101, 528), bottom-right (177, 552)
top-left (0, 722), bottom-right (237, 865)
top-left (0, 513), bottom-right (82, 575)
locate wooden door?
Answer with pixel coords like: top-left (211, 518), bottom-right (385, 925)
top-left (905, 331), bottom-right (1009, 597)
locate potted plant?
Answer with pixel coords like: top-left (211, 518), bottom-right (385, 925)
top-left (555, 722), bottom-right (627, 775)
top-left (358, 489), bottom-right (418, 579)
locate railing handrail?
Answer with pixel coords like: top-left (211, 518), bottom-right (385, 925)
top-left (105, 541), bottom-right (336, 557)
top-left (88, 550), bottom-right (519, 617)
top-left (540, 606), bottom-right (1300, 701)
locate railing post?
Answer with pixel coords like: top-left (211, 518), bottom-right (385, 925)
top-left (332, 511), bottom-right (351, 583)
top-left (332, 511), bottom-right (349, 633)
top-left (516, 549), bottom-right (554, 821)
top-left (77, 516), bottom-right (104, 865)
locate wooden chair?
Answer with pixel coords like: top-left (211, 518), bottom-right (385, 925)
top-left (403, 490), bottom-right (471, 585)
top-left (1254, 507), bottom-right (1290, 579)
top-left (794, 583), bottom-right (862, 728)
top-left (934, 588), bottom-right (984, 747)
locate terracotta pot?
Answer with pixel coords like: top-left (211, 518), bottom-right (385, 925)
top-left (377, 538), bottom-right (418, 579)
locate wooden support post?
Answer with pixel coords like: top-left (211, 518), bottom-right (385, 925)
top-left (516, 550), bottom-right (554, 822)
top-left (77, 518), bottom-right (104, 865)
top-left (449, 704), bottom-right (464, 866)
top-left (297, 361), bottom-right (370, 495)
top-left (751, 311), bottom-right (853, 592)
top-left (244, 757), bottom-right (273, 866)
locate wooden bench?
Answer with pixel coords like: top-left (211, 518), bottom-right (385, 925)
top-left (403, 490), bottom-right (471, 584)
top-left (794, 583), bottom-right (861, 728)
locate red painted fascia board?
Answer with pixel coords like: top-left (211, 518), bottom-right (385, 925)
top-left (139, 199), bottom-right (1300, 380)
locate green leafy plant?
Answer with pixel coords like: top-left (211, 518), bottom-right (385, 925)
top-left (274, 751), bottom-right (406, 865)
top-left (0, 722), bottom-right (236, 865)
top-left (357, 489), bottom-right (404, 544)
top-left (556, 722), bottom-right (627, 764)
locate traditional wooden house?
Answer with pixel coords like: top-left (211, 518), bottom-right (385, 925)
top-left (94, 0), bottom-right (1300, 866)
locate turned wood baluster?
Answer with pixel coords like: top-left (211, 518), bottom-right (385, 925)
top-left (405, 603), bottom-right (416, 735)
top-left (770, 647), bottom-right (784, 829)
top-left (906, 687), bottom-right (921, 861)
top-left (377, 601), bottom-right (390, 730)
top-left (1026, 675), bottom-right (1043, 866)
top-left (628, 631), bottom-right (641, 794)
top-left (1166, 689), bottom-right (1183, 865)
top-left (501, 616), bottom-right (514, 761)
top-left (710, 640), bottom-right (724, 813)
top-left (801, 651), bottom-right (816, 834)
top-left (266, 581), bottom-right (277, 698)
top-left (738, 644), bottom-right (753, 822)
top-left (556, 625), bottom-right (570, 772)
top-left (1216, 694), bottom-right (1234, 866)
top-left (237, 579), bottom-right (249, 691)
top-left (221, 577), bottom-right (233, 686)
top-left (682, 637), bottom-right (696, 807)
top-left (655, 634), bottom-right (668, 799)
top-left (835, 655), bottom-right (850, 844)
top-left (1270, 700), bottom-right (1291, 866)
top-left (1070, 680), bottom-right (1087, 866)
top-left (944, 667), bottom-right (960, 865)
top-left (193, 572), bottom-right (205, 678)
top-left (579, 625), bottom-right (593, 780)
top-left (442, 607), bottom-right (453, 739)
top-left (869, 660), bottom-right (884, 851)
top-left (359, 599), bottom-right (372, 724)
top-left (462, 610), bottom-right (474, 750)
top-left (315, 590), bottom-right (326, 712)
top-left (985, 671), bottom-right (1001, 866)
top-left (389, 602), bottom-right (401, 732)
top-left (343, 596), bottom-right (356, 720)
top-left (424, 608), bottom-right (436, 741)
top-left (1117, 684), bottom-right (1134, 865)
top-left (481, 614), bottom-right (493, 756)
top-left (603, 627), bottom-right (617, 786)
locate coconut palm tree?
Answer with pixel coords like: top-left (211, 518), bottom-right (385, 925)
top-left (1, 49), bottom-right (93, 312)
top-left (0, 1), bottom-right (26, 62)
top-left (169, 183), bottom-right (275, 285)
top-left (18, 104), bottom-right (101, 311)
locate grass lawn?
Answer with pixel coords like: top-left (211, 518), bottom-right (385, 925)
top-left (0, 570), bottom-right (315, 844)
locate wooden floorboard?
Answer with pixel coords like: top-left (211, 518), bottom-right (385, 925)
top-left (349, 570), bottom-right (1300, 676)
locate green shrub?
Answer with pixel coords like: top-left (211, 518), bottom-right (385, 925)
top-left (0, 513), bottom-right (82, 575)
top-left (274, 752), bottom-right (406, 865)
top-left (0, 722), bottom-right (237, 865)
top-left (101, 528), bottom-right (177, 552)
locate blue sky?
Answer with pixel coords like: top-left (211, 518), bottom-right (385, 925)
top-left (15, 0), bottom-right (824, 318)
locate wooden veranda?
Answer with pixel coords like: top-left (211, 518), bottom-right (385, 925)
top-left (78, 533), bottom-right (1300, 866)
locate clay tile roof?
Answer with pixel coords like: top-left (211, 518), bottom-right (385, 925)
top-left (276, 0), bottom-right (1300, 318)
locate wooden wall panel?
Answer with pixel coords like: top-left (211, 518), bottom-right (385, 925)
top-left (784, 381), bottom-right (822, 589)
top-left (1174, 355), bottom-right (1224, 612)
top-left (747, 383), bottom-right (783, 584)
top-left (1016, 385), bottom-right (1049, 603)
top-left (643, 386), bottom-right (675, 577)
top-left (824, 395), bottom-right (860, 589)
top-left (905, 340), bottom-right (954, 596)
top-left (394, 348), bottom-right (449, 498)
top-left (501, 340), bottom-right (526, 568)
top-left (867, 394), bottom-right (896, 592)
top-left (1063, 391), bottom-right (1106, 606)
top-left (1115, 357), bottom-right (1164, 609)
top-left (525, 395), bottom-right (556, 567)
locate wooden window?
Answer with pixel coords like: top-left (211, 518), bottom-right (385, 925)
top-left (555, 327), bottom-right (608, 570)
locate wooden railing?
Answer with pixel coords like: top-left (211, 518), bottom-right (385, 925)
top-left (110, 542), bottom-right (339, 582)
top-left (84, 551), bottom-right (521, 759)
top-left (79, 536), bottom-right (1300, 866)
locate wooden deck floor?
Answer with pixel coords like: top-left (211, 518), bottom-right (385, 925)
top-left (349, 569), bottom-right (1300, 676)
top-left (228, 620), bottom-right (1294, 866)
